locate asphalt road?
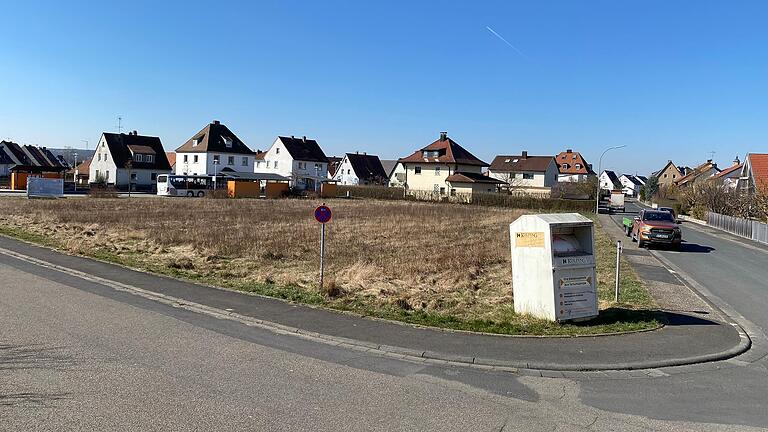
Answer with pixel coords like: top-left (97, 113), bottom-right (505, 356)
top-left (616, 201), bottom-right (768, 333)
top-left (2, 211), bottom-right (768, 430)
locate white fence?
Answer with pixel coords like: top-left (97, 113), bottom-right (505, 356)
top-left (707, 212), bottom-right (768, 245)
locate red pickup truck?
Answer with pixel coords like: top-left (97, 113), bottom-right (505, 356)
top-left (631, 209), bottom-right (682, 249)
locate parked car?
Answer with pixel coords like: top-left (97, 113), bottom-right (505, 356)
top-left (631, 209), bottom-right (682, 249)
top-left (658, 206), bottom-right (680, 223)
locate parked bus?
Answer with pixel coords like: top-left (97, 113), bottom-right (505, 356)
top-left (157, 174), bottom-right (214, 197)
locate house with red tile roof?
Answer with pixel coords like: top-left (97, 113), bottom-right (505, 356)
top-left (555, 149), bottom-right (594, 182)
top-left (738, 153), bottom-right (768, 194)
top-left (397, 132), bottom-right (499, 197)
top-left (712, 157), bottom-right (743, 190)
top-left (674, 160), bottom-right (720, 189)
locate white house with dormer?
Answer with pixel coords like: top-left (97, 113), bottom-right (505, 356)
top-left (175, 120), bottom-right (256, 176)
top-left (254, 136), bottom-right (329, 191)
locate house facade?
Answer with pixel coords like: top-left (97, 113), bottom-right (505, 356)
top-left (396, 132), bottom-right (488, 196)
top-left (332, 153), bottom-right (388, 185)
top-left (599, 170), bottom-right (622, 191)
top-left (175, 121), bottom-right (256, 176)
top-left (488, 152), bottom-right (558, 192)
top-left (737, 153), bottom-right (768, 194)
top-left (674, 160), bottom-right (720, 189)
top-left (386, 162), bottom-right (406, 187)
top-left (254, 135), bottom-right (329, 191)
top-left (555, 149), bottom-right (594, 182)
top-left (89, 131), bottom-right (172, 190)
top-left (619, 174), bottom-right (644, 197)
top-left (652, 161), bottom-right (684, 187)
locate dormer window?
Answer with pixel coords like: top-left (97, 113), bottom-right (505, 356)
top-left (562, 163), bottom-right (570, 169)
top-left (223, 137), bottom-right (233, 148)
top-left (135, 154), bottom-right (144, 163)
top-left (192, 138), bottom-right (199, 147)
top-left (575, 163), bottom-right (581, 169)
top-left (505, 158), bottom-right (511, 163)
top-left (512, 159), bottom-right (519, 163)
top-left (146, 154), bottom-right (153, 163)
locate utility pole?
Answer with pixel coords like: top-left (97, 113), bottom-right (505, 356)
top-left (117, 116), bottom-right (123, 134)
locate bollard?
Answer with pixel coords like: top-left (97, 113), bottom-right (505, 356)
top-left (615, 240), bottom-right (622, 302)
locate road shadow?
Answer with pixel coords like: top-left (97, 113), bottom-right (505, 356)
top-left (679, 242), bottom-right (715, 253)
top-left (569, 309), bottom-right (720, 328)
top-left (0, 392), bottom-right (70, 407)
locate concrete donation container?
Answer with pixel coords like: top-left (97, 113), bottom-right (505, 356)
top-left (510, 213), bottom-right (598, 322)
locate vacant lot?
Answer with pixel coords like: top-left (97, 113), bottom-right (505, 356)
top-left (0, 197), bottom-right (656, 335)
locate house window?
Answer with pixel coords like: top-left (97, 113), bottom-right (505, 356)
top-left (130, 173), bottom-right (137, 181)
top-left (183, 155), bottom-right (188, 163)
top-left (135, 154), bottom-right (143, 162)
top-left (562, 163), bottom-right (569, 169)
top-left (347, 169), bottom-right (351, 175)
top-left (276, 147), bottom-right (280, 154)
top-left (194, 155), bottom-right (199, 163)
top-left (212, 155), bottom-right (219, 164)
top-left (664, 174), bottom-right (667, 178)
top-left (575, 163), bottom-right (581, 169)
top-left (146, 155), bottom-right (153, 163)
top-left (151, 173), bottom-right (157, 181)
top-left (106, 170), bottom-right (110, 181)
top-left (523, 173), bottom-right (534, 180)
top-left (274, 161), bottom-right (279, 169)
top-left (228, 156), bottom-right (235, 165)
top-left (450, 189), bottom-right (456, 196)
top-left (672, 175), bottom-right (676, 179)
top-left (192, 138), bottom-right (199, 147)
top-left (242, 157), bottom-right (248, 166)
top-left (439, 187), bottom-right (445, 195)
top-left (435, 167), bottom-right (441, 176)
top-left (256, 161), bottom-right (261, 168)
top-left (415, 166), bottom-right (422, 175)
top-left (266, 161), bottom-right (271, 168)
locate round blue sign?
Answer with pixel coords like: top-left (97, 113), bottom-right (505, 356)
top-left (314, 205), bottom-right (332, 223)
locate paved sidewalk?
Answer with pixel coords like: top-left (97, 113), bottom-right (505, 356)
top-left (0, 234), bottom-right (747, 371)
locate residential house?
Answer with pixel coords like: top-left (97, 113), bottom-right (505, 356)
top-left (254, 135), bottom-right (329, 191)
top-left (652, 161), bottom-right (684, 187)
top-left (175, 120), bottom-right (256, 176)
top-left (599, 170), bottom-right (622, 191)
top-left (332, 152), bottom-right (388, 185)
top-left (556, 149), bottom-right (594, 182)
top-left (386, 161), bottom-right (406, 187)
top-left (488, 152), bottom-right (558, 193)
top-left (674, 160), bottom-right (720, 189)
top-left (737, 153), bottom-right (768, 194)
top-left (0, 140), bottom-right (67, 189)
top-left (89, 131), bottom-right (172, 190)
top-left (166, 152), bottom-right (176, 172)
top-left (445, 172), bottom-right (505, 199)
top-left (396, 132), bottom-right (489, 197)
top-left (74, 159), bottom-right (91, 185)
top-left (712, 157), bottom-right (742, 190)
top-left (619, 174), bottom-right (644, 197)
top-left (326, 156), bottom-right (343, 179)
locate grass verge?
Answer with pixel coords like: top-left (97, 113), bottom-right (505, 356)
top-left (0, 198), bottom-right (659, 336)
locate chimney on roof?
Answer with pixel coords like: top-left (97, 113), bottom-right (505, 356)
top-left (302, 136), bottom-right (307, 142)
top-left (734, 155), bottom-right (741, 165)
top-left (213, 120), bottom-right (220, 125)
top-left (439, 131), bottom-right (447, 141)
top-left (707, 159), bottom-right (712, 164)
top-left (132, 130), bottom-right (137, 136)
top-left (566, 149), bottom-right (572, 153)
top-left (522, 151), bottom-right (528, 158)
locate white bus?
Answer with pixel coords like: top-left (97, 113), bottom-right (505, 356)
top-left (157, 174), bottom-right (214, 197)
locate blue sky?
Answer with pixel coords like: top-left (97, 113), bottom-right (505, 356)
top-left (1, 0), bottom-right (766, 175)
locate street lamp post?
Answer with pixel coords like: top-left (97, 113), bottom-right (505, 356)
top-left (213, 159), bottom-right (220, 190)
top-left (595, 145), bottom-right (627, 214)
top-left (73, 152), bottom-right (78, 193)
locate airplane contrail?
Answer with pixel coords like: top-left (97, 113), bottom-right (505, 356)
top-left (486, 26), bottom-right (526, 57)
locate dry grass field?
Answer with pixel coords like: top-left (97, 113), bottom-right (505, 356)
top-left (0, 197), bottom-right (656, 335)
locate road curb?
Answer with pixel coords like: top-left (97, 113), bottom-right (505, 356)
top-left (0, 242), bottom-right (754, 373)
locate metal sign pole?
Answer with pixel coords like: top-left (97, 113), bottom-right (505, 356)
top-left (615, 240), bottom-right (622, 302)
top-left (319, 222), bottom-right (325, 290)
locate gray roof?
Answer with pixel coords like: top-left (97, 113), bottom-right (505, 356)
top-left (380, 159), bottom-right (398, 177)
top-left (278, 136), bottom-right (328, 163)
top-left (177, 121), bottom-right (255, 155)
